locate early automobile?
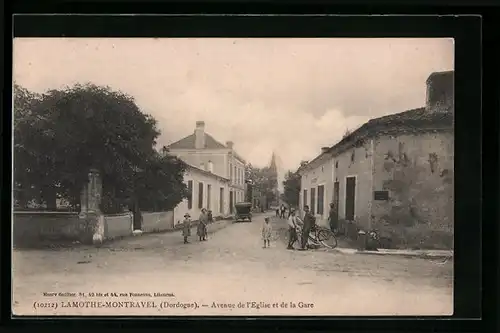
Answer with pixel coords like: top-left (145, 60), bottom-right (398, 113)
top-left (234, 202), bottom-right (253, 222)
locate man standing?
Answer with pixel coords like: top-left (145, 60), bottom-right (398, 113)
top-left (328, 202), bottom-right (338, 233)
top-left (287, 209), bottom-right (299, 250)
top-left (280, 204), bottom-right (286, 219)
top-left (300, 205), bottom-right (315, 250)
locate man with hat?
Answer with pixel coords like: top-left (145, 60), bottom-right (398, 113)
top-left (300, 205), bottom-right (316, 250)
top-left (182, 213), bottom-right (192, 244)
top-left (287, 208), bottom-right (299, 250)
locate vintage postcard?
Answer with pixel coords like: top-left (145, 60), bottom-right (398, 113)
top-left (12, 37), bottom-right (454, 316)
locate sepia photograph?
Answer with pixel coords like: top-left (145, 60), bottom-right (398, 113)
top-left (12, 37), bottom-right (454, 316)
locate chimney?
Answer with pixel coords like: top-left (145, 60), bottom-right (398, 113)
top-left (226, 141), bottom-right (234, 150)
top-left (425, 71), bottom-right (454, 113)
top-left (194, 121), bottom-right (206, 149)
top-left (321, 147), bottom-right (330, 154)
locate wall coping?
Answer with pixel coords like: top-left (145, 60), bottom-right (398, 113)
top-left (104, 212), bottom-right (133, 217)
top-left (13, 211), bottom-right (79, 216)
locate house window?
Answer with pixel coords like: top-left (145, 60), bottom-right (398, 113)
top-left (219, 187), bottom-right (224, 213)
top-left (310, 188), bottom-right (316, 215)
top-left (187, 180), bottom-right (193, 209)
top-left (207, 184), bottom-right (212, 211)
top-left (303, 189), bottom-right (308, 210)
top-left (317, 185), bottom-right (324, 215)
top-left (230, 163), bottom-right (233, 180)
top-left (198, 182), bottom-right (204, 209)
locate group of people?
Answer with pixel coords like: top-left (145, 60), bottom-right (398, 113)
top-left (286, 205), bottom-right (316, 250)
top-left (275, 204), bottom-right (290, 219)
top-left (262, 204), bottom-right (317, 251)
top-left (285, 202), bottom-right (338, 251)
top-left (181, 208), bottom-right (213, 244)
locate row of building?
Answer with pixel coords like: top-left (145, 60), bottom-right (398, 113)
top-left (296, 71), bottom-right (454, 245)
top-left (166, 121), bottom-right (248, 223)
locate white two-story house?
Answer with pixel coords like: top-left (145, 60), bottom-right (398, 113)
top-left (168, 121), bottom-right (247, 215)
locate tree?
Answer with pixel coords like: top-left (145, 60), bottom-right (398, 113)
top-left (13, 84), bottom-right (45, 208)
top-left (13, 83), bottom-right (188, 212)
top-left (245, 163), bottom-right (277, 208)
top-left (282, 170), bottom-right (301, 208)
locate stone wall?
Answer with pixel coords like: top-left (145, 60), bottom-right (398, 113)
top-left (103, 213), bottom-right (133, 240)
top-left (371, 132), bottom-right (454, 249)
top-left (142, 211), bottom-right (174, 233)
top-left (13, 212), bottom-right (89, 248)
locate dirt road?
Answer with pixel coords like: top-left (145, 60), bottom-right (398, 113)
top-left (12, 213), bottom-right (453, 316)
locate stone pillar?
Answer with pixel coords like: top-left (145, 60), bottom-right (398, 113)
top-left (78, 169), bottom-right (104, 244)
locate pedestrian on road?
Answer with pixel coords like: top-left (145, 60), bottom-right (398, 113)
top-left (197, 208), bottom-right (209, 241)
top-left (276, 208), bottom-right (280, 217)
top-left (300, 205), bottom-right (316, 250)
top-left (262, 217), bottom-right (272, 248)
top-left (207, 210), bottom-right (214, 224)
top-left (280, 204), bottom-right (286, 219)
top-left (182, 213), bottom-right (192, 244)
top-left (328, 202), bottom-right (339, 233)
top-left (287, 209), bottom-right (299, 250)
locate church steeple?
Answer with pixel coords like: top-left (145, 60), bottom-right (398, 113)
top-left (269, 151), bottom-right (278, 173)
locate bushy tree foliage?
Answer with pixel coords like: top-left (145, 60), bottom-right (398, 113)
top-left (13, 83), bottom-right (188, 212)
top-left (282, 170), bottom-right (301, 208)
top-left (245, 163), bottom-right (277, 207)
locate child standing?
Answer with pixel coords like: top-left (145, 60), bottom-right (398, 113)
top-left (262, 217), bottom-right (272, 248)
top-left (182, 213), bottom-right (192, 244)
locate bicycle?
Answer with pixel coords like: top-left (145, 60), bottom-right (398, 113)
top-left (296, 224), bottom-right (338, 249)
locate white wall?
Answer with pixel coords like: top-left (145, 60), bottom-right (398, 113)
top-left (299, 155), bottom-right (335, 222)
top-left (173, 167), bottom-right (230, 226)
top-left (228, 154), bottom-right (246, 206)
top-left (169, 149), bottom-right (228, 179)
top-left (300, 141), bottom-right (374, 228)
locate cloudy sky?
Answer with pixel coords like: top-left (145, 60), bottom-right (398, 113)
top-left (13, 38), bottom-right (454, 172)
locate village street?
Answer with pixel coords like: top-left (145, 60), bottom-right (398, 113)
top-left (13, 213), bottom-right (453, 316)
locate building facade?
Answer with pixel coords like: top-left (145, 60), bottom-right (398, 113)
top-left (168, 121), bottom-right (247, 214)
top-left (298, 71), bottom-right (454, 249)
top-left (173, 164), bottom-right (231, 225)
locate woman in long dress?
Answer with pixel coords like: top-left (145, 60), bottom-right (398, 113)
top-left (197, 208), bottom-right (208, 241)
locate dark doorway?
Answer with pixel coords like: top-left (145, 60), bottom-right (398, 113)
top-left (229, 191), bottom-right (234, 214)
top-left (345, 177), bottom-right (356, 221)
top-left (333, 181), bottom-right (340, 221)
top-left (219, 187), bottom-right (224, 214)
top-left (131, 200), bottom-right (142, 231)
top-left (317, 185), bottom-right (324, 215)
top-left (310, 188), bottom-right (316, 215)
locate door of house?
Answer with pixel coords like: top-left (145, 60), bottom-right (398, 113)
top-left (229, 191), bottom-right (234, 214)
top-left (219, 188), bottom-right (224, 214)
top-left (207, 184), bottom-right (212, 211)
top-left (333, 181), bottom-right (340, 220)
top-left (345, 177), bottom-right (356, 221)
top-left (310, 188), bottom-right (316, 215)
